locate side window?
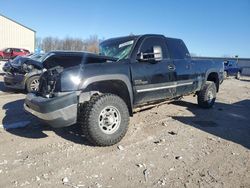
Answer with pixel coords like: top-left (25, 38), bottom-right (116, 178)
top-left (139, 37), bottom-right (168, 61)
top-left (5, 48), bottom-right (11, 53)
top-left (165, 38), bottom-right (190, 59)
top-left (14, 48), bottom-right (21, 52)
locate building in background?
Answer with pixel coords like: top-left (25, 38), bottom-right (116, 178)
top-left (0, 14), bottom-right (35, 52)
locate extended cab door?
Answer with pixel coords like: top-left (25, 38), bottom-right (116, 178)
top-left (165, 38), bottom-right (197, 96)
top-left (130, 36), bottom-right (177, 105)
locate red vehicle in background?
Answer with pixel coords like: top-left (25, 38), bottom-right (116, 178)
top-left (0, 48), bottom-right (30, 60)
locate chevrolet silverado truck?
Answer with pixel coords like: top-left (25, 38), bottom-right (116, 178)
top-left (24, 34), bottom-right (224, 146)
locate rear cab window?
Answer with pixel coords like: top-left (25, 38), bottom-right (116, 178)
top-left (165, 38), bottom-right (190, 59)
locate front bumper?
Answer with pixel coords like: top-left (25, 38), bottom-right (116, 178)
top-left (24, 92), bottom-right (78, 128)
top-left (4, 73), bottom-right (26, 90)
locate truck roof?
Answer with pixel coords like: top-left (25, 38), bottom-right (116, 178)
top-left (101, 34), bottom-right (181, 44)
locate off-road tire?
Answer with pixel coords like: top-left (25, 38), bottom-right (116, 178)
top-left (26, 76), bottom-right (40, 93)
top-left (197, 81), bottom-right (216, 108)
top-left (79, 94), bottom-right (129, 146)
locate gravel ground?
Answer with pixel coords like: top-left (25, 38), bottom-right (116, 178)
top-left (0, 76), bottom-right (249, 188)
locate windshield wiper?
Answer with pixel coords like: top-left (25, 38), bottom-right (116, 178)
top-left (98, 55), bottom-right (119, 62)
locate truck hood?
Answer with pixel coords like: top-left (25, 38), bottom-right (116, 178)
top-left (12, 57), bottom-right (42, 68)
top-left (42, 52), bottom-right (118, 70)
top-left (3, 56), bottom-right (42, 73)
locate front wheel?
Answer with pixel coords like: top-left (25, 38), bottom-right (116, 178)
top-left (197, 81), bottom-right (217, 108)
top-left (26, 76), bottom-right (40, 93)
top-left (79, 94), bottom-right (129, 146)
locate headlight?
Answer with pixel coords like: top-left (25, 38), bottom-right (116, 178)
top-left (70, 75), bottom-right (81, 85)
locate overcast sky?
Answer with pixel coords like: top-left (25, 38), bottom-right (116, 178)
top-left (1, 0), bottom-right (250, 57)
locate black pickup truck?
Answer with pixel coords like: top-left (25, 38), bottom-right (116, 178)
top-left (24, 34), bottom-right (224, 146)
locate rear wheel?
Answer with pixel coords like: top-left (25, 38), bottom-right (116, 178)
top-left (79, 94), bottom-right (129, 146)
top-left (223, 71), bottom-right (228, 79)
top-left (236, 71), bottom-right (241, 80)
top-left (26, 76), bottom-right (40, 93)
top-left (197, 81), bottom-right (216, 108)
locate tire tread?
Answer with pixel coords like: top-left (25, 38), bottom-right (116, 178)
top-left (197, 81), bottom-right (216, 108)
top-left (78, 94), bottom-right (129, 146)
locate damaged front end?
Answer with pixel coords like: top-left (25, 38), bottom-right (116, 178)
top-left (24, 52), bottom-right (83, 127)
top-left (24, 51), bottom-right (117, 128)
top-left (3, 56), bottom-right (43, 90)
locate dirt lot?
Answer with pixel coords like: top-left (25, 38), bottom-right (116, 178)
top-left (0, 76), bottom-right (249, 188)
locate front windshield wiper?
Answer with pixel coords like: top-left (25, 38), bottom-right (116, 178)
top-left (98, 54), bottom-right (119, 62)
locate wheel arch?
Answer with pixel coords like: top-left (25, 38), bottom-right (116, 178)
top-left (23, 70), bottom-right (42, 84)
top-left (80, 75), bottom-right (133, 116)
top-left (206, 71), bottom-right (219, 92)
top-left (25, 74), bottom-right (41, 91)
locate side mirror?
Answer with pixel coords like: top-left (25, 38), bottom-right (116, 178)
top-left (153, 46), bottom-right (163, 61)
top-left (137, 46), bottom-right (163, 62)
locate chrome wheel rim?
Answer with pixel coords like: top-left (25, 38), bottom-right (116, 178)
top-left (30, 79), bottom-right (39, 91)
top-left (98, 106), bottom-right (121, 134)
top-left (207, 90), bottom-right (214, 103)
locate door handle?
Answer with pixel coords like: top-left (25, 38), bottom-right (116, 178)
top-left (168, 64), bottom-right (176, 71)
